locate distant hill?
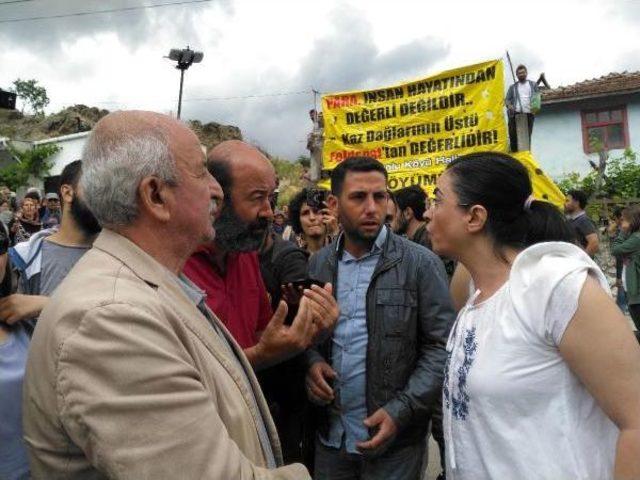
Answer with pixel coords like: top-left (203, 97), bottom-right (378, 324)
top-left (0, 105), bottom-right (243, 149)
top-left (0, 105), bottom-right (306, 205)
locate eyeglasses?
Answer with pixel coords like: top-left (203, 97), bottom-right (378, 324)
top-left (430, 196), bottom-right (471, 209)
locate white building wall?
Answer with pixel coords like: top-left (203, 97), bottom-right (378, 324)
top-left (533, 95), bottom-right (640, 179)
top-left (43, 135), bottom-right (87, 176)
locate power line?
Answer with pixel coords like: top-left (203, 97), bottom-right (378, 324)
top-left (0, 0), bottom-right (35, 5)
top-left (0, 0), bottom-right (212, 23)
top-left (57, 89), bottom-right (315, 105)
top-left (183, 90), bottom-right (312, 102)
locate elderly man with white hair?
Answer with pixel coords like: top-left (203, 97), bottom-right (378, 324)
top-left (22, 111), bottom-right (313, 479)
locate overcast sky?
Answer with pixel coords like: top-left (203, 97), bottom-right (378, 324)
top-left (1, 0), bottom-right (638, 161)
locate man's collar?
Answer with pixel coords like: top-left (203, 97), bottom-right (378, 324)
top-left (568, 210), bottom-right (587, 220)
top-left (373, 224), bottom-right (388, 252)
top-left (338, 224), bottom-right (387, 260)
top-left (176, 274), bottom-right (206, 306)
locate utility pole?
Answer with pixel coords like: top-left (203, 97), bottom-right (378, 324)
top-left (165, 46), bottom-right (204, 119)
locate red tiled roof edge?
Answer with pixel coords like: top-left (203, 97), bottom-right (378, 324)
top-left (541, 71), bottom-right (640, 104)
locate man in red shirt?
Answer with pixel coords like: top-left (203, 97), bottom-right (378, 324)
top-left (184, 140), bottom-right (338, 370)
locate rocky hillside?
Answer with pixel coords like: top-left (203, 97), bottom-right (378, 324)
top-left (0, 105), bottom-right (109, 141)
top-left (0, 105), bottom-right (243, 149)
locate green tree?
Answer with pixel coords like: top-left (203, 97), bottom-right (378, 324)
top-left (556, 149), bottom-right (639, 200)
top-left (602, 149), bottom-right (640, 198)
top-left (271, 157), bottom-right (305, 207)
top-left (11, 78), bottom-right (50, 115)
top-left (0, 144), bottom-right (59, 191)
top-left (556, 171), bottom-right (584, 194)
top-left (297, 155), bottom-right (311, 168)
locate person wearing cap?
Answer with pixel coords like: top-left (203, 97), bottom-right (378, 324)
top-left (41, 192), bottom-right (61, 229)
top-left (272, 209), bottom-right (287, 236)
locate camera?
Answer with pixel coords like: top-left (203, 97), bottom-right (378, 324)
top-left (306, 189), bottom-right (329, 212)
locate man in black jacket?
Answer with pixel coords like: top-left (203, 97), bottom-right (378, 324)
top-left (305, 157), bottom-right (455, 479)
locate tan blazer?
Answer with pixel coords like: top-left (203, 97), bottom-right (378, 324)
top-left (23, 229), bottom-right (310, 479)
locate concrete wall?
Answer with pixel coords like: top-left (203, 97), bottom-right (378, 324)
top-left (533, 93), bottom-right (640, 179)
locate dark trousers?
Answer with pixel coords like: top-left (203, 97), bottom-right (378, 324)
top-left (508, 113), bottom-right (535, 152)
top-left (430, 398), bottom-right (446, 475)
top-left (628, 303), bottom-right (640, 331)
top-left (314, 439), bottom-right (426, 480)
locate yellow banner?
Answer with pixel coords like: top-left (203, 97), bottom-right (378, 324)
top-left (512, 151), bottom-right (565, 208)
top-left (320, 59), bottom-right (564, 207)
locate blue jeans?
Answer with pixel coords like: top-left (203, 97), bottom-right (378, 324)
top-left (314, 438), bottom-right (425, 480)
top-left (617, 286), bottom-right (628, 314)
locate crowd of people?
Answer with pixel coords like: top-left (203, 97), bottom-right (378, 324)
top-left (0, 110), bottom-right (639, 480)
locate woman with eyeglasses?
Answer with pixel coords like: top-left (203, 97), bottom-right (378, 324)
top-left (425, 152), bottom-right (640, 480)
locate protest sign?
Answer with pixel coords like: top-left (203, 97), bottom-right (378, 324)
top-left (319, 59), bottom-right (564, 207)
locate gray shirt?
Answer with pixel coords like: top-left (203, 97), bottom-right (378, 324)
top-left (568, 212), bottom-right (597, 250)
top-left (39, 240), bottom-right (90, 296)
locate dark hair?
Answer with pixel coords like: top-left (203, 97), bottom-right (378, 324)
top-left (446, 152), bottom-right (575, 253)
top-left (387, 189), bottom-right (397, 206)
top-left (567, 189), bottom-right (588, 209)
top-left (613, 206), bottom-right (624, 219)
top-left (516, 64), bottom-right (527, 72)
top-left (288, 188), bottom-right (311, 235)
top-left (622, 206), bottom-right (640, 233)
top-left (24, 191), bottom-right (40, 202)
top-left (208, 159), bottom-right (233, 195)
top-left (395, 185), bottom-right (426, 220)
top-left (330, 156), bottom-right (388, 196)
top-left (59, 160), bottom-right (83, 197)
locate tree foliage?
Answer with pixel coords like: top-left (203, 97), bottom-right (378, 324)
top-left (11, 78), bottom-right (50, 116)
top-left (271, 157), bottom-right (305, 207)
top-left (297, 155), bottom-right (311, 168)
top-left (556, 149), bottom-right (639, 200)
top-left (0, 144), bottom-right (59, 191)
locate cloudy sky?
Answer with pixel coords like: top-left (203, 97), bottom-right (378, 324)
top-left (1, 0), bottom-right (638, 162)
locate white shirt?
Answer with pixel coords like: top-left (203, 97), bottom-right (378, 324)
top-left (516, 81), bottom-right (532, 113)
top-left (444, 242), bottom-right (618, 480)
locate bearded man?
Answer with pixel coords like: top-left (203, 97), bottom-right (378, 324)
top-left (183, 140), bottom-right (339, 370)
top-left (1, 160), bottom-right (100, 480)
top-left (4, 160), bottom-right (101, 326)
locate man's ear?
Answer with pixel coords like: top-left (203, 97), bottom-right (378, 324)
top-left (138, 176), bottom-right (172, 222)
top-left (327, 193), bottom-right (338, 213)
top-left (60, 184), bottom-right (74, 207)
top-left (466, 205), bottom-right (488, 234)
top-left (403, 207), bottom-right (413, 221)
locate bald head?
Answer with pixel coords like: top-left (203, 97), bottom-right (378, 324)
top-left (81, 110), bottom-right (202, 227)
top-left (206, 140), bottom-right (273, 193)
top-left (92, 110), bottom-right (198, 160)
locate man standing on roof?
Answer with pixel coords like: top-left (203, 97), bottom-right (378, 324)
top-left (505, 64), bottom-right (539, 152)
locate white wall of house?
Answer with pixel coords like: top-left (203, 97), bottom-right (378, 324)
top-left (33, 132), bottom-right (89, 176)
top-left (532, 94), bottom-right (640, 179)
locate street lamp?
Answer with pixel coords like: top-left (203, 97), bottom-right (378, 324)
top-left (165, 46), bottom-right (203, 119)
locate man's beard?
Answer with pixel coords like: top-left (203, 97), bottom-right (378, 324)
top-left (395, 214), bottom-right (409, 235)
top-left (70, 195), bottom-right (101, 236)
top-left (214, 202), bottom-right (268, 253)
top-left (341, 217), bottom-right (382, 247)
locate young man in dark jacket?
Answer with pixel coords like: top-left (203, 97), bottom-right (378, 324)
top-left (305, 157), bottom-right (456, 479)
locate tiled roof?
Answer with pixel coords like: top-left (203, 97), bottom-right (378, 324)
top-left (541, 71), bottom-right (640, 103)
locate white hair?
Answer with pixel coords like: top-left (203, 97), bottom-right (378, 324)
top-left (80, 129), bottom-right (178, 226)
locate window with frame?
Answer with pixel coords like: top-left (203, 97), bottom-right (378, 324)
top-left (581, 106), bottom-right (629, 153)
